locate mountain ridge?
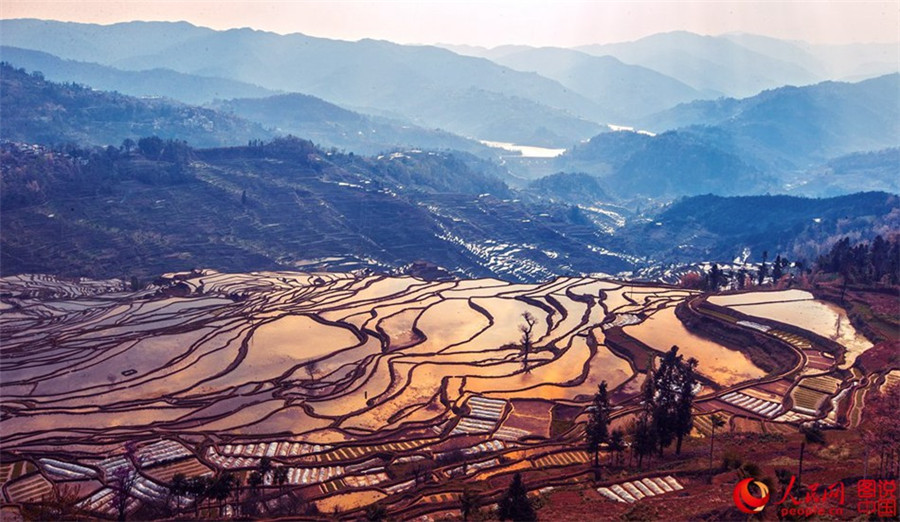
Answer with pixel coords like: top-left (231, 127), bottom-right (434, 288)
top-left (0, 62), bottom-right (273, 148)
top-left (0, 45), bottom-right (278, 104)
top-left (0, 19), bottom-right (609, 146)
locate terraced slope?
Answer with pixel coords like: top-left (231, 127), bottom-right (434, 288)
top-left (0, 273), bottom-right (883, 519)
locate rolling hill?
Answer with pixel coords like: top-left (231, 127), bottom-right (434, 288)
top-left (0, 19), bottom-right (608, 147)
top-left (550, 75), bottom-right (900, 198)
top-left (611, 191), bottom-right (900, 265)
top-left (577, 31), bottom-right (821, 97)
top-left (553, 129), bottom-right (770, 199)
top-left (212, 93), bottom-right (492, 156)
top-left (0, 63), bottom-right (272, 148)
top-left (490, 47), bottom-right (705, 121)
top-left (644, 74), bottom-right (900, 166)
top-left (0, 45), bottom-right (278, 104)
top-left (0, 138), bottom-right (630, 282)
top-left (792, 148), bottom-right (900, 197)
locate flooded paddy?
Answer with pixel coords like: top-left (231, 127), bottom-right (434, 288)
top-left (624, 306), bottom-right (766, 386)
top-left (0, 271), bottom-right (870, 518)
top-left (710, 290), bottom-right (873, 368)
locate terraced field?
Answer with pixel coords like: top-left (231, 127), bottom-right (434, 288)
top-left (0, 273), bottom-right (885, 519)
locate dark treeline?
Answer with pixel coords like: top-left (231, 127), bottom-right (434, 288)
top-left (1, 137), bottom-right (193, 210)
top-left (205, 136), bottom-right (318, 160)
top-left (817, 235), bottom-right (900, 285)
top-left (681, 252), bottom-right (800, 293)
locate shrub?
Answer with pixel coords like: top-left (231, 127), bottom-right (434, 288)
top-left (722, 450), bottom-right (743, 470)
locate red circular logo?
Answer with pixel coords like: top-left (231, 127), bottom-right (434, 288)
top-left (733, 478), bottom-right (770, 514)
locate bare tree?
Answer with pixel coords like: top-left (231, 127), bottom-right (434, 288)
top-left (519, 312), bottom-right (537, 372)
top-left (708, 413), bottom-right (726, 477)
top-left (111, 443), bottom-right (144, 522)
top-left (24, 483), bottom-right (81, 521)
top-left (305, 360), bottom-right (319, 383)
top-left (111, 466), bottom-right (138, 522)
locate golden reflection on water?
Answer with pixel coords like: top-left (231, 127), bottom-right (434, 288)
top-left (624, 306), bottom-right (766, 386)
top-left (728, 299), bottom-right (872, 369)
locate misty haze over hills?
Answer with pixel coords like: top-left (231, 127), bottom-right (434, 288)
top-left (1, 18), bottom-right (898, 280)
top-left (449, 31), bottom-right (898, 97)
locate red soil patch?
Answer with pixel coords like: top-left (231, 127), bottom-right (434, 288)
top-left (856, 340), bottom-right (900, 374)
top-left (758, 378), bottom-right (794, 395)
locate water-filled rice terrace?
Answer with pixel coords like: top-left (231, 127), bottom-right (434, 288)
top-left (0, 272), bottom-right (887, 519)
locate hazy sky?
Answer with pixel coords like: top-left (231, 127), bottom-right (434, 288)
top-left (3, 1), bottom-right (898, 47)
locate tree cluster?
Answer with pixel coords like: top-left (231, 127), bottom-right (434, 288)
top-left (680, 251), bottom-right (801, 293)
top-left (1, 137), bottom-right (197, 210)
top-left (816, 235), bottom-right (900, 285)
top-left (631, 346), bottom-right (698, 466)
top-left (164, 456), bottom-right (305, 520)
top-left (498, 472), bottom-right (536, 521)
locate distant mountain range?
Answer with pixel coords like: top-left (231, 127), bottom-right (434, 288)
top-left (211, 93), bottom-right (491, 156)
top-left (2, 18), bottom-right (898, 285)
top-left (0, 46), bottom-right (278, 104)
top-left (0, 59), bottom-right (490, 156)
top-left (0, 63), bottom-right (271, 147)
top-left (482, 47), bottom-right (705, 121)
top-left (644, 74), bottom-right (900, 143)
top-left (1, 18), bottom-right (897, 207)
top-left (577, 31), bottom-right (897, 97)
top-left (577, 32), bottom-right (822, 98)
top-left (0, 19), bottom-right (606, 147)
top-left (646, 74), bottom-right (900, 171)
top-left (554, 74), bottom-right (899, 198)
top-left (4, 55), bottom-right (896, 203)
top-left (450, 31), bottom-right (897, 100)
top-left (3, 19), bottom-right (897, 151)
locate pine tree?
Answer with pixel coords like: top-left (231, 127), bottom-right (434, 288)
top-left (632, 414), bottom-right (657, 469)
top-left (772, 255), bottom-right (783, 281)
top-left (652, 346), bottom-right (697, 456)
top-left (709, 263), bottom-right (721, 291)
top-left (869, 235), bottom-right (889, 283)
top-left (609, 428), bottom-right (626, 467)
top-left (652, 347), bottom-right (680, 456)
top-left (586, 381), bottom-right (610, 473)
top-left (674, 357), bottom-right (698, 455)
top-left (637, 353), bottom-right (659, 464)
top-left (498, 473), bottom-right (536, 521)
